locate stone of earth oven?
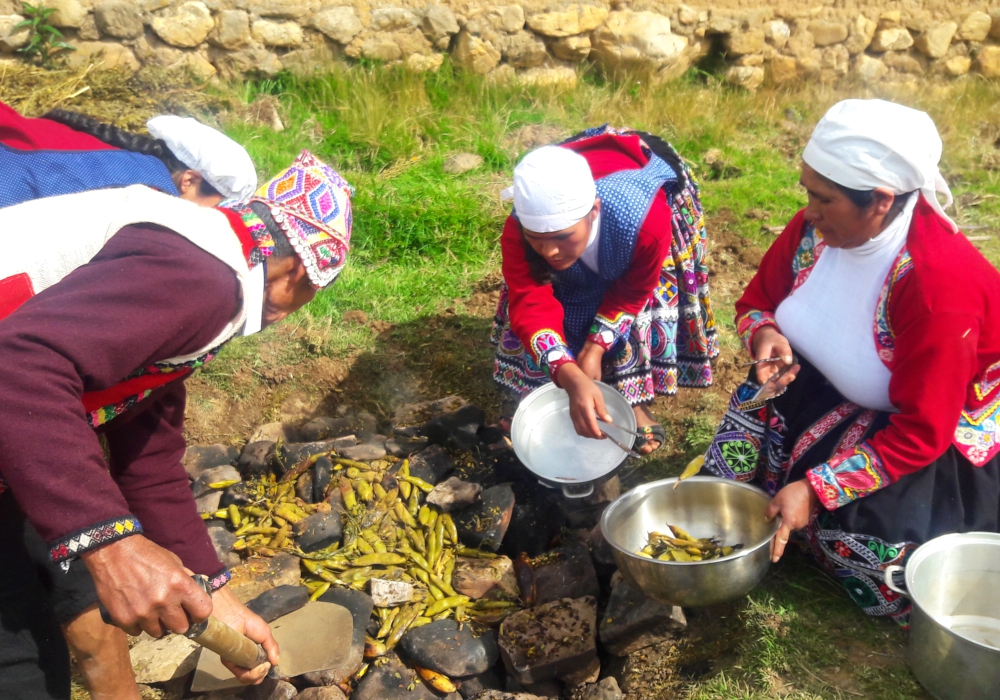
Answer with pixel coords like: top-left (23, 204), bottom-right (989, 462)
top-left (191, 465), bottom-right (240, 499)
top-left (299, 416), bottom-right (343, 442)
top-left (339, 441), bottom-right (387, 461)
top-left (296, 470), bottom-right (314, 503)
top-left (474, 693), bottom-right (549, 700)
top-left (221, 481), bottom-right (253, 508)
top-left (427, 476), bottom-right (483, 511)
top-left (300, 588), bottom-right (373, 685)
top-left (561, 654), bottom-right (600, 686)
top-left (207, 524), bottom-right (239, 568)
top-left (183, 444), bottom-right (239, 480)
top-left (152, 1), bottom-right (215, 48)
top-left (229, 552), bottom-right (301, 602)
top-left (579, 677), bottom-right (623, 700)
top-left (499, 596), bottom-right (598, 685)
top-left (309, 6), bottom-right (363, 45)
top-left (915, 22), bottom-right (958, 59)
top-left (386, 435), bottom-right (429, 457)
top-left (455, 484), bottom-right (515, 551)
top-left (296, 688), bottom-right (348, 700)
top-left (194, 490), bottom-right (222, 514)
top-left (94, 0), bottom-right (144, 39)
top-left (245, 678), bottom-right (297, 700)
top-left (456, 668), bottom-right (503, 698)
top-left (422, 404), bottom-right (485, 450)
top-left (399, 619), bottom-right (500, 677)
top-left (129, 634), bottom-right (199, 684)
top-left (453, 555), bottom-right (519, 601)
top-left (238, 440), bottom-right (275, 478)
top-left (294, 509), bottom-right (342, 552)
top-left (402, 444), bottom-right (456, 484)
top-left (598, 579), bottom-right (686, 656)
top-left (250, 421), bottom-right (297, 443)
top-left (958, 11), bottom-right (992, 42)
top-left (352, 651), bottom-right (440, 700)
top-left (532, 546), bottom-right (600, 606)
top-left (313, 455), bottom-right (333, 502)
top-left (246, 584), bottom-right (310, 622)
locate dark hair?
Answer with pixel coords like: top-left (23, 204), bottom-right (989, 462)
top-left (248, 200), bottom-right (295, 259)
top-left (42, 108), bottom-right (221, 197)
top-left (833, 183), bottom-right (876, 208)
top-left (521, 230), bottom-right (553, 285)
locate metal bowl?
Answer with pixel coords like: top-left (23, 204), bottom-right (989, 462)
top-left (600, 476), bottom-right (779, 607)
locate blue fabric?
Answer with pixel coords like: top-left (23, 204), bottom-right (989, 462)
top-left (550, 152), bottom-right (678, 352)
top-left (0, 143), bottom-right (178, 208)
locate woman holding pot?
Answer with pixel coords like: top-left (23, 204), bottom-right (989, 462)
top-left (704, 99), bottom-right (1000, 624)
top-left (491, 125), bottom-right (717, 453)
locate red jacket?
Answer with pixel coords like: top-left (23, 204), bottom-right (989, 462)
top-left (737, 197), bottom-right (1000, 509)
top-left (0, 101), bottom-right (116, 150)
top-left (501, 133), bottom-right (673, 378)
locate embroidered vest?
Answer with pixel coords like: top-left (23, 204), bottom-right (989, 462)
top-left (0, 185), bottom-right (254, 427)
top-left (549, 152), bottom-right (678, 352)
top-left (0, 142), bottom-right (178, 208)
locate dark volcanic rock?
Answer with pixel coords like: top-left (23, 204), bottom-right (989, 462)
top-left (237, 440), bottom-right (275, 478)
top-left (300, 588), bottom-right (373, 686)
top-left (351, 652), bottom-right (439, 700)
top-left (404, 444), bottom-right (457, 484)
top-left (299, 416), bottom-right (356, 442)
top-left (499, 596), bottom-right (598, 685)
top-left (182, 444), bottom-right (238, 480)
top-left (273, 441), bottom-right (336, 475)
top-left (220, 481), bottom-right (253, 508)
top-left (339, 442), bottom-right (387, 461)
top-left (294, 510), bottom-right (343, 552)
top-left (313, 456), bottom-right (333, 502)
top-left (245, 584), bottom-right (310, 623)
top-left (206, 524), bottom-right (239, 569)
top-left (456, 668), bottom-right (503, 698)
top-left (296, 688), bottom-right (348, 700)
top-left (455, 484), bottom-right (515, 552)
top-left (393, 396), bottom-right (469, 428)
top-left (579, 677), bottom-right (624, 700)
top-left (598, 580), bottom-right (686, 656)
top-left (423, 404), bottom-right (486, 450)
top-left (191, 465), bottom-right (240, 499)
top-left (533, 545), bottom-right (601, 606)
top-left (245, 678), bottom-right (297, 700)
top-left (296, 470), bottom-right (314, 503)
top-left (399, 619), bottom-right (499, 677)
top-left (385, 435), bottom-right (429, 457)
top-left (498, 484), bottom-right (564, 559)
top-left (452, 555), bottom-right (519, 601)
top-left (427, 476), bottom-right (482, 512)
top-left (560, 654), bottom-right (600, 686)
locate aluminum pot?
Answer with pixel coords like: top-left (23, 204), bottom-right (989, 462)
top-left (510, 382), bottom-right (636, 499)
top-left (883, 532), bottom-right (1000, 700)
top-left (600, 476), bottom-right (778, 607)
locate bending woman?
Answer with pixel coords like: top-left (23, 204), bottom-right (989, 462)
top-left (492, 125), bottom-right (717, 453)
top-left (704, 99), bottom-right (1000, 624)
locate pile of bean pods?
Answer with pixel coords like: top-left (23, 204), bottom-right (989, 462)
top-left (637, 523), bottom-right (743, 562)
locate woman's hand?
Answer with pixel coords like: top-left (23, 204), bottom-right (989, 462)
top-left (558, 363), bottom-right (611, 439)
top-left (212, 586), bottom-right (280, 684)
top-left (764, 480), bottom-right (820, 563)
top-left (577, 341), bottom-right (605, 381)
top-left (751, 326), bottom-right (799, 387)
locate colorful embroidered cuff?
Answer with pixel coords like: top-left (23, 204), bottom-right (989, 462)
top-left (208, 567), bottom-right (232, 591)
top-left (49, 514), bottom-right (143, 563)
top-left (806, 443), bottom-right (890, 510)
top-left (735, 310), bottom-right (779, 354)
top-left (588, 312), bottom-right (635, 352)
top-left (546, 353), bottom-right (577, 386)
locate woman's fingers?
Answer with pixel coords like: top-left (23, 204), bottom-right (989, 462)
top-left (771, 521), bottom-right (793, 563)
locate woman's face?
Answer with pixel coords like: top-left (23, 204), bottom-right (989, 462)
top-left (522, 199), bottom-right (600, 271)
top-left (800, 163), bottom-right (895, 249)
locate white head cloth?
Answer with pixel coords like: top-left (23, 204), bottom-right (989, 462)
top-left (501, 145), bottom-right (596, 232)
top-left (147, 115), bottom-right (258, 201)
top-left (802, 99), bottom-right (957, 232)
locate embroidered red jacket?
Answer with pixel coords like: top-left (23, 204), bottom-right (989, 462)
top-left (501, 133), bottom-right (673, 379)
top-left (736, 196), bottom-right (1000, 509)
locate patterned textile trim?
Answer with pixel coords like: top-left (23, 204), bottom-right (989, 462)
top-left (804, 511), bottom-right (914, 624)
top-left (588, 311), bottom-right (635, 351)
top-left (789, 402), bottom-right (860, 466)
top-left (208, 568), bottom-right (232, 591)
top-left (529, 329), bottom-right (574, 367)
top-left (791, 223), bottom-right (826, 290)
top-left (49, 515), bottom-right (143, 563)
top-left (835, 410), bottom-right (877, 455)
top-left (735, 310), bottom-right (779, 354)
top-left (807, 442), bottom-right (890, 510)
top-left (954, 392), bottom-right (1000, 466)
top-left (873, 247), bottom-right (913, 364)
top-left (973, 359), bottom-right (1000, 401)
top-left (87, 389), bottom-right (153, 429)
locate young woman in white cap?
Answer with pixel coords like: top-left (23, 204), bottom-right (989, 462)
top-left (703, 99), bottom-right (1000, 624)
top-left (492, 126), bottom-right (717, 454)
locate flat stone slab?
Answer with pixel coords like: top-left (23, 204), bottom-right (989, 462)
top-left (352, 652), bottom-right (440, 700)
top-left (455, 484), bottom-right (515, 552)
top-left (452, 555), bottom-right (519, 601)
top-left (598, 579), bottom-right (686, 656)
top-left (294, 510), bottom-right (343, 552)
top-left (403, 444), bottom-right (457, 484)
top-left (183, 444), bottom-right (238, 480)
top-left (399, 619), bottom-right (499, 678)
top-left (339, 441), bottom-right (387, 461)
top-left (191, 465), bottom-right (241, 498)
top-left (427, 476), bottom-right (483, 512)
top-left (228, 553), bottom-right (301, 603)
top-left (245, 584), bottom-right (310, 623)
top-left (532, 546), bottom-right (600, 606)
top-left (499, 596), bottom-right (597, 685)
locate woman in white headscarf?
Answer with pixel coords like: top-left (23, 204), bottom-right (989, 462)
top-left (491, 126), bottom-right (718, 454)
top-left (703, 99), bottom-right (1000, 624)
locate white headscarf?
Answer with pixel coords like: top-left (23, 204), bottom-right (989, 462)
top-left (802, 99), bottom-right (957, 232)
top-left (147, 115), bottom-right (258, 201)
top-left (500, 145), bottom-right (596, 232)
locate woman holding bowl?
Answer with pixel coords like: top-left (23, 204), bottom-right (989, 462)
top-left (704, 99), bottom-right (1000, 624)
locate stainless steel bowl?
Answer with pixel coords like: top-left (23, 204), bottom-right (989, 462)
top-left (600, 476), bottom-right (779, 607)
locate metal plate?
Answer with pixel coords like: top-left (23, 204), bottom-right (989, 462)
top-left (510, 382), bottom-right (636, 484)
top-left (190, 601), bottom-right (354, 692)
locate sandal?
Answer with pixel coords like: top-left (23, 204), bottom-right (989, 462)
top-left (637, 423), bottom-right (666, 454)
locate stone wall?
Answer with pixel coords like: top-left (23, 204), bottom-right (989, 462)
top-left (0, 1), bottom-right (999, 87)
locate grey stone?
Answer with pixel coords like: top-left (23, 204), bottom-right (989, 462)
top-left (403, 444), bottom-right (456, 484)
top-left (339, 442), bottom-right (387, 461)
top-left (443, 153), bottom-right (484, 175)
top-left (300, 588), bottom-right (373, 685)
top-left (579, 677), bottom-right (623, 700)
top-left (457, 668), bottom-right (503, 698)
top-left (195, 490), bottom-right (222, 514)
top-left (561, 654), bottom-right (600, 686)
top-left (598, 579), bottom-right (686, 656)
top-left (453, 555), bottom-right (519, 601)
top-left (245, 678), bottom-right (297, 700)
top-left (475, 693), bottom-right (548, 700)
top-left (296, 470), bottom-right (314, 503)
top-left (427, 476), bottom-right (482, 512)
top-left (249, 422), bottom-right (297, 443)
top-left (207, 525), bottom-right (239, 568)
top-left (183, 444), bottom-right (239, 480)
top-left (423, 404), bottom-right (485, 450)
top-left (299, 416), bottom-right (345, 442)
top-left (274, 441), bottom-right (335, 474)
top-left (294, 510), bottom-right (343, 552)
top-left (191, 465), bottom-right (241, 499)
top-left (499, 596), bottom-right (597, 685)
top-left (246, 584), bottom-right (310, 623)
top-left (399, 619), bottom-right (499, 677)
top-left (533, 545), bottom-right (600, 606)
top-left (296, 688), bottom-right (348, 700)
top-left (220, 482), bottom-right (253, 508)
top-left (352, 652), bottom-right (439, 700)
top-left (422, 4), bottom-right (459, 43)
top-left (94, 1), bottom-right (144, 39)
top-left (238, 441), bottom-right (274, 478)
top-left (394, 396), bottom-right (468, 427)
top-left (313, 455), bottom-right (333, 502)
top-left (129, 634), bottom-right (199, 683)
top-left (385, 436), bottom-right (429, 457)
top-left (455, 484), bottom-right (515, 551)
top-left (229, 552), bottom-right (302, 603)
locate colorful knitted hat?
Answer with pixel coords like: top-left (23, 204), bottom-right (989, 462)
top-left (228, 150), bottom-right (354, 288)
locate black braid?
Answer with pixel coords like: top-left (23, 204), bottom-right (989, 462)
top-left (248, 200), bottom-right (295, 260)
top-left (42, 109), bottom-right (221, 197)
